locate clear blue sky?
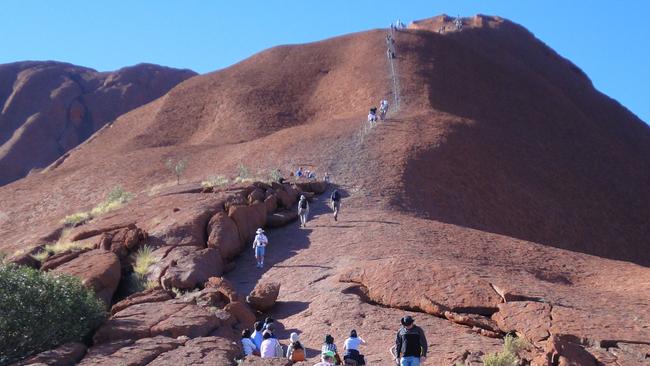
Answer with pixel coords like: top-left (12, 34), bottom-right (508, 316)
top-left (1, 1), bottom-right (648, 123)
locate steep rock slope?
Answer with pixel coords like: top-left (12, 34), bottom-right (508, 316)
top-left (0, 61), bottom-right (196, 185)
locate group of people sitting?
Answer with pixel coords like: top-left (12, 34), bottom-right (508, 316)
top-left (294, 166), bottom-right (319, 180)
top-left (240, 318), bottom-right (368, 365)
top-left (368, 100), bottom-right (390, 125)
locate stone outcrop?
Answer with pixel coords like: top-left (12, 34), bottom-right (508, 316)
top-left (246, 282), bottom-right (281, 312)
top-left (16, 342), bottom-right (86, 366)
top-left (159, 247), bottom-right (224, 290)
top-left (492, 301), bottom-right (551, 344)
top-left (52, 249), bottom-right (121, 305)
top-left (207, 212), bottom-right (242, 261)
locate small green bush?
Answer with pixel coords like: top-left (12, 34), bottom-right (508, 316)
top-left (237, 163), bottom-right (249, 180)
top-left (166, 158), bottom-right (188, 185)
top-left (62, 186), bottom-right (132, 226)
top-left (504, 334), bottom-right (529, 355)
top-left (133, 245), bottom-right (155, 276)
top-left (0, 263), bottom-right (106, 364)
top-left (62, 211), bottom-right (91, 226)
top-left (269, 168), bottom-right (282, 183)
top-left (482, 335), bottom-right (528, 366)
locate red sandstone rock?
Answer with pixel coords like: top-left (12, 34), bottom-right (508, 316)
top-left (52, 249), bottom-right (120, 305)
top-left (160, 247), bottom-right (224, 290)
top-left (17, 342), bottom-right (86, 366)
top-left (247, 282), bottom-right (280, 312)
top-left (266, 211), bottom-right (299, 228)
top-left (443, 311), bottom-right (502, 334)
top-left (145, 336), bottom-right (241, 365)
top-left (264, 194), bottom-right (278, 213)
top-left (40, 248), bottom-right (90, 271)
top-left (150, 305), bottom-right (220, 338)
top-left (224, 301), bottom-right (257, 329)
top-left (533, 335), bottom-right (597, 366)
top-left (98, 224), bottom-right (147, 259)
top-left (204, 277), bottom-right (244, 303)
top-left (228, 202), bottom-right (267, 245)
top-left (492, 301), bottom-right (551, 344)
top-left (111, 288), bottom-right (173, 315)
top-left (78, 336), bottom-right (184, 365)
top-left (207, 212), bottom-right (242, 261)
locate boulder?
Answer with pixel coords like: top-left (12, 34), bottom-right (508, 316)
top-left (275, 190), bottom-right (293, 208)
top-left (204, 277), bottom-right (244, 303)
top-left (98, 224), bottom-right (147, 259)
top-left (52, 249), bottom-right (121, 305)
top-left (40, 248), bottom-right (91, 271)
top-left (78, 336), bottom-right (184, 366)
top-left (111, 288), bottom-right (173, 315)
top-left (18, 342), bottom-right (86, 366)
top-left (492, 301), bottom-right (551, 344)
top-left (266, 211), bottom-right (298, 228)
top-left (207, 212), bottom-right (242, 261)
top-left (533, 335), bottom-right (597, 366)
top-left (264, 194), bottom-right (278, 213)
top-left (247, 282), bottom-right (280, 311)
top-left (224, 301), bottom-right (257, 329)
top-left (248, 188), bottom-right (266, 204)
top-left (295, 181), bottom-right (328, 194)
top-left (443, 311), bottom-right (502, 334)
top-left (146, 336), bottom-right (241, 366)
top-left (94, 301), bottom-right (219, 344)
top-left (160, 247), bottom-right (224, 290)
top-left (228, 202), bottom-right (267, 245)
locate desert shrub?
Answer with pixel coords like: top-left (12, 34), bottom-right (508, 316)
top-left (237, 163), bottom-right (249, 180)
top-left (0, 263), bottom-right (105, 364)
top-left (0, 252), bottom-right (5, 264)
top-left (269, 168), bottom-right (282, 183)
top-left (91, 186), bottom-right (132, 216)
top-left (62, 211), bottom-right (91, 226)
top-left (31, 231), bottom-right (94, 263)
top-left (124, 246), bottom-right (157, 294)
top-left (482, 335), bottom-right (528, 366)
top-left (201, 175), bottom-right (229, 188)
top-left (166, 158), bottom-right (188, 185)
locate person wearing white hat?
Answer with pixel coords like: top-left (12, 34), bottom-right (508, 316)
top-left (252, 228), bottom-right (268, 268)
top-left (286, 332), bottom-right (306, 361)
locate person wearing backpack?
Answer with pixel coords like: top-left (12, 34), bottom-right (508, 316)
top-left (394, 316), bottom-right (428, 366)
top-left (252, 228), bottom-right (268, 268)
top-left (286, 332), bottom-right (306, 362)
top-left (298, 195), bottom-right (310, 227)
top-left (330, 190), bottom-right (342, 221)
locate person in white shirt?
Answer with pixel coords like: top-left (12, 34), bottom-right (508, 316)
top-left (252, 228), bottom-right (268, 268)
top-left (241, 329), bottom-right (257, 356)
top-left (344, 329), bottom-right (366, 351)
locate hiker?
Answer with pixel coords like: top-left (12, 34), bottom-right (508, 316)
top-left (331, 189), bottom-right (342, 221)
top-left (251, 321), bottom-right (264, 350)
top-left (394, 315), bottom-right (428, 366)
top-left (264, 317), bottom-right (277, 338)
top-left (322, 334), bottom-right (342, 365)
top-left (261, 331), bottom-right (283, 358)
top-left (252, 228), bottom-right (268, 268)
top-left (241, 329), bottom-right (257, 357)
top-left (368, 109), bottom-right (377, 124)
top-left (344, 330), bottom-right (366, 351)
top-left (286, 332), bottom-right (306, 362)
top-left (343, 349), bottom-right (366, 365)
top-left (380, 100), bottom-right (389, 120)
top-left (308, 170), bottom-right (316, 179)
top-left (315, 351), bottom-right (338, 366)
top-left (298, 195), bottom-right (310, 227)
top-left (324, 172), bottom-right (331, 183)
top-left (296, 167), bottom-right (304, 177)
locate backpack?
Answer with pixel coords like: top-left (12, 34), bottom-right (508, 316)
top-left (290, 346), bottom-right (306, 361)
top-left (300, 200), bottom-right (307, 209)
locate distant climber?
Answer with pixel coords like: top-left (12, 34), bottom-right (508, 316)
top-left (324, 172), bottom-right (331, 183)
top-left (308, 170), bottom-right (316, 179)
top-left (380, 99), bottom-right (389, 120)
top-left (296, 167), bottom-right (304, 177)
top-left (241, 329), bottom-right (257, 357)
top-left (252, 228), bottom-right (268, 268)
top-left (455, 16), bottom-right (463, 30)
top-left (322, 334), bottom-right (342, 364)
top-left (331, 189), bottom-right (342, 221)
top-left (393, 316), bottom-right (427, 366)
top-left (343, 330), bottom-right (367, 365)
top-left (368, 107), bottom-right (378, 124)
top-left (298, 195), bottom-right (310, 227)
top-left (286, 332), bottom-right (306, 362)
top-left (260, 331), bottom-right (283, 358)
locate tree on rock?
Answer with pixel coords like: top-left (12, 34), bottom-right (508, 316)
top-left (0, 263), bottom-right (106, 364)
top-left (166, 158), bottom-right (188, 185)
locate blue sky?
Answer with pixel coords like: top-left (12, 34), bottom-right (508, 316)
top-left (1, 1), bottom-right (648, 123)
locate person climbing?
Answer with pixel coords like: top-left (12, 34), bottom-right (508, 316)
top-left (251, 321), bottom-right (264, 350)
top-left (322, 334), bottom-right (342, 365)
top-left (252, 228), bottom-right (268, 268)
top-left (296, 167), bottom-right (304, 177)
top-left (308, 170), bottom-right (316, 179)
top-left (342, 329), bottom-right (367, 365)
top-left (380, 99), bottom-right (389, 120)
top-left (368, 109), bottom-right (377, 125)
top-left (241, 329), bottom-right (257, 357)
top-left (324, 172), bottom-right (331, 183)
top-left (261, 331), bottom-right (283, 358)
top-left (331, 189), bottom-right (342, 221)
top-left (298, 195), bottom-right (310, 227)
top-left (286, 332), bottom-right (306, 362)
top-left (314, 351), bottom-right (338, 366)
top-left (264, 317), bottom-right (277, 338)
top-left (394, 316), bottom-right (428, 366)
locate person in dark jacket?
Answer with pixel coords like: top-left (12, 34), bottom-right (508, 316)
top-left (331, 190), bottom-right (341, 221)
top-left (394, 315), bottom-right (427, 366)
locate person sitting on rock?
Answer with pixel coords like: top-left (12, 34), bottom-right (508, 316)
top-left (322, 334), bottom-right (342, 365)
top-left (343, 349), bottom-right (366, 365)
top-left (324, 172), bottom-right (331, 183)
top-left (261, 331), bottom-right (283, 358)
top-left (314, 350), bottom-right (338, 366)
top-left (251, 321), bottom-right (264, 350)
top-left (308, 170), bottom-right (316, 179)
top-left (253, 228), bottom-right (268, 268)
top-left (296, 167), bottom-right (304, 177)
top-left (241, 329), bottom-right (257, 357)
top-left (286, 332), bottom-right (306, 362)
top-left (298, 195), bottom-right (310, 227)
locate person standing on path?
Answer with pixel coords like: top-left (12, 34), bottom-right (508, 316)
top-left (331, 189), bottom-right (342, 221)
top-left (252, 228), bottom-right (268, 268)
top-left (394, 316), bottom-right (428, 366)
top-left (298, 195), bottom-right (310, 227)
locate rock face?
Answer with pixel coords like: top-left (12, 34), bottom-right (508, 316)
top-left (17, 342), bottom-right (86, 366)
top-left (52, 249), bottom-right (121, 305)
top-left (159, 247), bottom-right (224, 290)
top-left (246, 282), bottom-right (280, 311)
top-left (0, 61), bottom-right (196, 186)
top-left (207, 212), bottom-right (242, 261)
